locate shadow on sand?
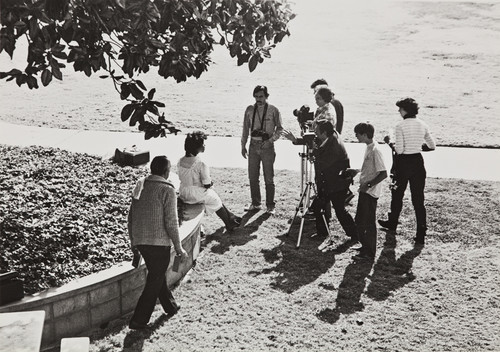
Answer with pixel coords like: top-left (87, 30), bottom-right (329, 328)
top-left (317, 230), bottom-right (423, 324)
top-left (201, 210), bottom-right (270, 255)
top-left (248, 218), bottom-right (356, 294)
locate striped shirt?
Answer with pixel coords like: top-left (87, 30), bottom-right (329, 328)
top-left (395, 117), bottom-right (436, 155)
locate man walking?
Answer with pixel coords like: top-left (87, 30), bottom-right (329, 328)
top-left (128, 156), bottom-right (188, 329)
top-left (378, 98), bottom-right (436, 245)
top-left (241, 85), bottom-right (283, 214)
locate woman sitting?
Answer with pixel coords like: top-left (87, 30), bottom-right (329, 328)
top-left (177, 131), bottom-right (241, 231)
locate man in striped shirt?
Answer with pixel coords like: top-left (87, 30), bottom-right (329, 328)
top-left (378, 98), bottom-right (436, 245)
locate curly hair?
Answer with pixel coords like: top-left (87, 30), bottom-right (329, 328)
top-left (316, 86), bottom-right (333, 103)
top-left (184, 131), bottom-right (208, 156)
top-left (396, 97), bottom-right (419, 116)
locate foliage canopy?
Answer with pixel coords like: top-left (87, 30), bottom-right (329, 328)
top-left (0, 0), bottom-right (295, 138)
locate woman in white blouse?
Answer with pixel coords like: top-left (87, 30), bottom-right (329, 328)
top-left (178, 131), bottom-right (241, 231)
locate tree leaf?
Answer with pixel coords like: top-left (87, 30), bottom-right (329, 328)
top-left (249, 54), bottom-right (259, 72)
top-left (120, 104), bottom-right (135, 122)
top-left (41, 69), bottom-right (52, 86)
top-left (147, 88), bottom-right (155, 100)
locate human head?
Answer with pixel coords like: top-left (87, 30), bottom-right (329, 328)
top-left (253, 85), bottom-right (269, 106)
top-left (354, 122), bottom-right (375, 142)
top-left (184, 131), bottom-right (207, 156)
top-left (150, 155), bottom-right (171, 178)
top-left (315, 120), bottom-right (335, 141)
top-left (396, 97), bottom-right (419, 117)
top-left (310, 78), bottom-right (328, 90)
top-left (315, 86), bottom-right (333, 107)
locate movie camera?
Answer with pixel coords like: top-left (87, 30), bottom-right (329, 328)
top-left (293, 105), bottom-right (316, 150)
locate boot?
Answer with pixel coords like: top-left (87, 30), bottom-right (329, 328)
top-left (222, 204), bottom-right (242, 225)
top-left (216, 205), bottom-right (239, 231)
top-left (378, 212), bottom-right (397, 231)
top-left (415, 225), bottom-right (427, 245)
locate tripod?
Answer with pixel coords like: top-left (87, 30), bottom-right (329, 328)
top-left (286, 145), bottom-right (330, 248)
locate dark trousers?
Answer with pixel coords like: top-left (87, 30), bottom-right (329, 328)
top-left (355, 192), bottom-right (378, 258)
top-left (131, 245), bottom-right (178, 325)
top-left (315, 188), bottom-right (357, 238)
top-left (248, 140), bottom-right (276, 208)
top-left (389, 153), bottom-right (427, 231)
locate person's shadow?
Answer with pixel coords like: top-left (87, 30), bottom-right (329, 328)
top-left (202, 211), bottom-right (270, 255)
top-left (316, 258), bottom-right (373, 324)
top-left (122, 313), bottom-right (175, 351)
top-left (316, 230), bottom-right (423, 324)
top-left (365, 230), bottom-right (423, 301)
top-left (248, 219), bottom-right (341, 293)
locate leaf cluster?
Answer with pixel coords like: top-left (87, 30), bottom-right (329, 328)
top-left (0, 0), bottom-right (295, 137)
top-left (0, 145), bottom-right (146, 294)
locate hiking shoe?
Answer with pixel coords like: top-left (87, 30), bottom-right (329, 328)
top-left (378, 219), bottom-right (397, 231)
top-left (245, 204), bottom-right (261, 211)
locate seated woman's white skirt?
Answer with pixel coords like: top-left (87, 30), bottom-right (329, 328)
top-left (180, 186), bottom-right (223, 215)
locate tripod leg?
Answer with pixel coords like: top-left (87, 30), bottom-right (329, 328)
top-left (295, 183), bottom-right (313, 248)
top-left (287, 182), bottom-right (310, 236)
top-left (296, 216), bottom-right (306, 248)
top-left (321, 213), bottom-right (331, 237)
top-left (286, 204), bottom-right (301, 236)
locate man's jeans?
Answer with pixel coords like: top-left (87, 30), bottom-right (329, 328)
top-left (248, 139), bottom-right (276, 208)
top-left (130, 245), bottom-right (178, 325)
top-left (355, 192), bottom-right (378, 258)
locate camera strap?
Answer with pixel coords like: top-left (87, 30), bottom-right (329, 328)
top-left (251, 103), bottom-right (268, 132)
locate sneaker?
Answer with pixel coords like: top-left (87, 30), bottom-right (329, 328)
top-left (351, 244), bottom-right (363, 251)
top-left (245, 204), bottom-right (261, 211)
top-left (318, 235), bottom-right (335, 251)
top-left (266, 207), bottom-right (275, 215)
top-left (378, 219), bottom-right (397, 231)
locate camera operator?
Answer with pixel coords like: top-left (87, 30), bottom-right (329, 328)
top-left (241, 85), bottom-right (283, 214)
top-left (311, 120), bottom-right (357, 240)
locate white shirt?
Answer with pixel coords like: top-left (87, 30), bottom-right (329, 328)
top-left (359, 141), bottom-right (387, 199)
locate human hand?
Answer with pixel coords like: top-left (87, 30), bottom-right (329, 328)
top-left (282, 129), bottom-right (297, 143)
top-left (241, 147), bottom-right (248, 159)
top-left (421, 143), bottom-right (433, 152)
top-left (359, 182), bottom-right (370, 193)
top-left (177, 248), bottom-right (188, 261)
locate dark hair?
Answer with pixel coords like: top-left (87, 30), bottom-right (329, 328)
top-left (396, 97), bottom-right (419, 116)
top-left (316, 120), bottom-right (335, 137)
top-left (316, 86), bottom-right (333, 103)
top-left (310, 78), bottom-right (328, 89)
top-left (354, 122), bottom-right (375, 139)
top-left (185, 131), bottom-right (207, 156)
top-left (253, 85), bottom-right (269, 98)
top-left (150, 156), bottom-right (170, 176)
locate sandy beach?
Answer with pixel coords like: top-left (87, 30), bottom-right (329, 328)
top-left (1, 0), bottom-right (499, 147)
